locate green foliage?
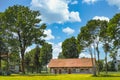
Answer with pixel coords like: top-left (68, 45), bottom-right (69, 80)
top-left (25, 47), bottom-right (41, 73)
top-left (9, 53), bottom-right (20, 66)
top-left (25, 42), bottom-right (52, 73)
top-left (34, 45), bottom-right (41, 73)
top-left (77, 20), bottom-right (102, 48)
top-left (107, 61), bottom-right (116, 71)
top-left (107, 13), bottom-right (120, 48)
top-left (97, 60), bottom-right (104, 71)
top-left (58, 52), bottom-right (65, 59)
top-left (1, 60), bottom-right (7, 71)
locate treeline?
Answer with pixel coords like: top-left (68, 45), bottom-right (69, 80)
top-left (58, 13), bottom-right (120, 75)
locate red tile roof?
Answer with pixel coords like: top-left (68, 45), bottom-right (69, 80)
top-left (48, 58), bottom-right (95, 68)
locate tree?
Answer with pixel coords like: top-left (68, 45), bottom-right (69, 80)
top-left (25, 51), bottom-right (35, 73)
top-left (107, 13), bottom-right (120, 71)
top-left (0, 12), bottom-right (9, 73)
top-left (98, 60), bottom-right (104, 72)
top-left (40, 42), bottom-right (52, 73)
top-left (2, 5), bottom-right (46, 74)
top-left (108, 61), bottom-right (116, 71)
top-left (61, 36), bottom-right (80, 58)
top-left (87, 20), bottom-right (101, 75)
top-left (0, 13), bottom-right (5, 72)
top-left (86, 20), bottom-right (109, 75)
top-left (77, 24), bottom-right (97, 76)
top-left (109, 48), bottom-right (118, 71)
top-left (107, 13), bottom-right (120, 55)
top-left (77, 20), bottom-right (108, 75)
top-left (99, 20), bottom-right (111, 74)
top-left (34, 45), bottom-right (41, 73)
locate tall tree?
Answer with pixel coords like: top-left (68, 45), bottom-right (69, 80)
top-left (109, 48), bottom-right (118, 71)
top-left (107, 14), bottom-right (120, 55)
top-left (40, 42), bottom-right (52, 72)
top-left (25, 51), bottom-right (35, 73)
top-left (25, 46), bottom-right (41, 73)
top-left (34, 45), bottom-right (40, 73)
top-left (2, 5), bottom-right (46, 74)
top-left (0, 12), bottom-right (9, 73)
top-left (99, 20), bottom-right (110, 74)
top-left (107, 13), bottom-right (120, 71)
top-left (0, 13), bottom-right (3, 71)
top-left (87, 20), bottom-right (101, 75)
top-left (77, 25), bottom-right (96, 76)
top-left (62, 36), bottom-right (80, 58)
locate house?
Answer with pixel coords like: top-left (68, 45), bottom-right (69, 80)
top-left (48, 58), bottom-right (95, 74)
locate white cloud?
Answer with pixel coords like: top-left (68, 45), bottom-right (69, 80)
top-left (48, 42), bottom-right (62, 59)
top-left (25, 47), bottom-right (32, 53)
top-left (117, 49), bottom-right (120, 60)
top-left (25, 44), bottom-right (36, 53)
top-left (82, 0), bottom-right (97, 4)
top-left (93, 16), bottom-right (110, 22)
top-left (69, 12), bottom-right (81, 22)
top-left (62, 27), bottom-right (75, 35)
top-left (43, 29), bottom-right (55, 40)
top-left (71, 0), bottom-right (78, 5)
top-left (106, 0), bottom-right (120, 9)
top-left (31, 0), bottom-right (81, 24)
top-left (79, 52), bottom-right (91, 58)
top-left (12, 32), bottom-right (18, 38)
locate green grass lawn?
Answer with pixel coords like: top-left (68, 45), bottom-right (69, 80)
top-left (0, 73), bottom-right (120, 80)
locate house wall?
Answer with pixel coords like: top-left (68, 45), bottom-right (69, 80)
top-left (50, 67), bottom-right (93, 74)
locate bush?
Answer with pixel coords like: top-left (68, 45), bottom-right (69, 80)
top-left (0, 70), bottom-right (2, 75)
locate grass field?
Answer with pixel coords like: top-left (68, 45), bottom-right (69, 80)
top-left (0, 73), bottom-right (120, 80)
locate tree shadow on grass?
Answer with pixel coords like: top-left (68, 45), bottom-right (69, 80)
top-left (8, 73), bottom-right (58, 77)
top-left (92, 74), bottom-right (120, 77)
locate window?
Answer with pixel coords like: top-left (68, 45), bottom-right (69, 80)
top-left (76, 69), bottom-right (80, 72)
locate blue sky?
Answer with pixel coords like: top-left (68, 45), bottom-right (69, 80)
top-left (1, 0), bottom-right (120, 59)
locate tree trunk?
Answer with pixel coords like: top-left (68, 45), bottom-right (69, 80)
top-left (0, 53), bottom-right (1, 71)
top-left (105, 52), bottom-right (108, 74)
top-left (7, 52), bottom-right (9, 72)
top-left (46, 65), bottom-right (48, 73)
top-left (21, 52), bottom-right (25, 74)
top-left (96, 43), bottom-right (100, 75)
top-left (93, 44), bottom-right (97, 76)
top-left (89, 46), bottom-right (96, 76)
